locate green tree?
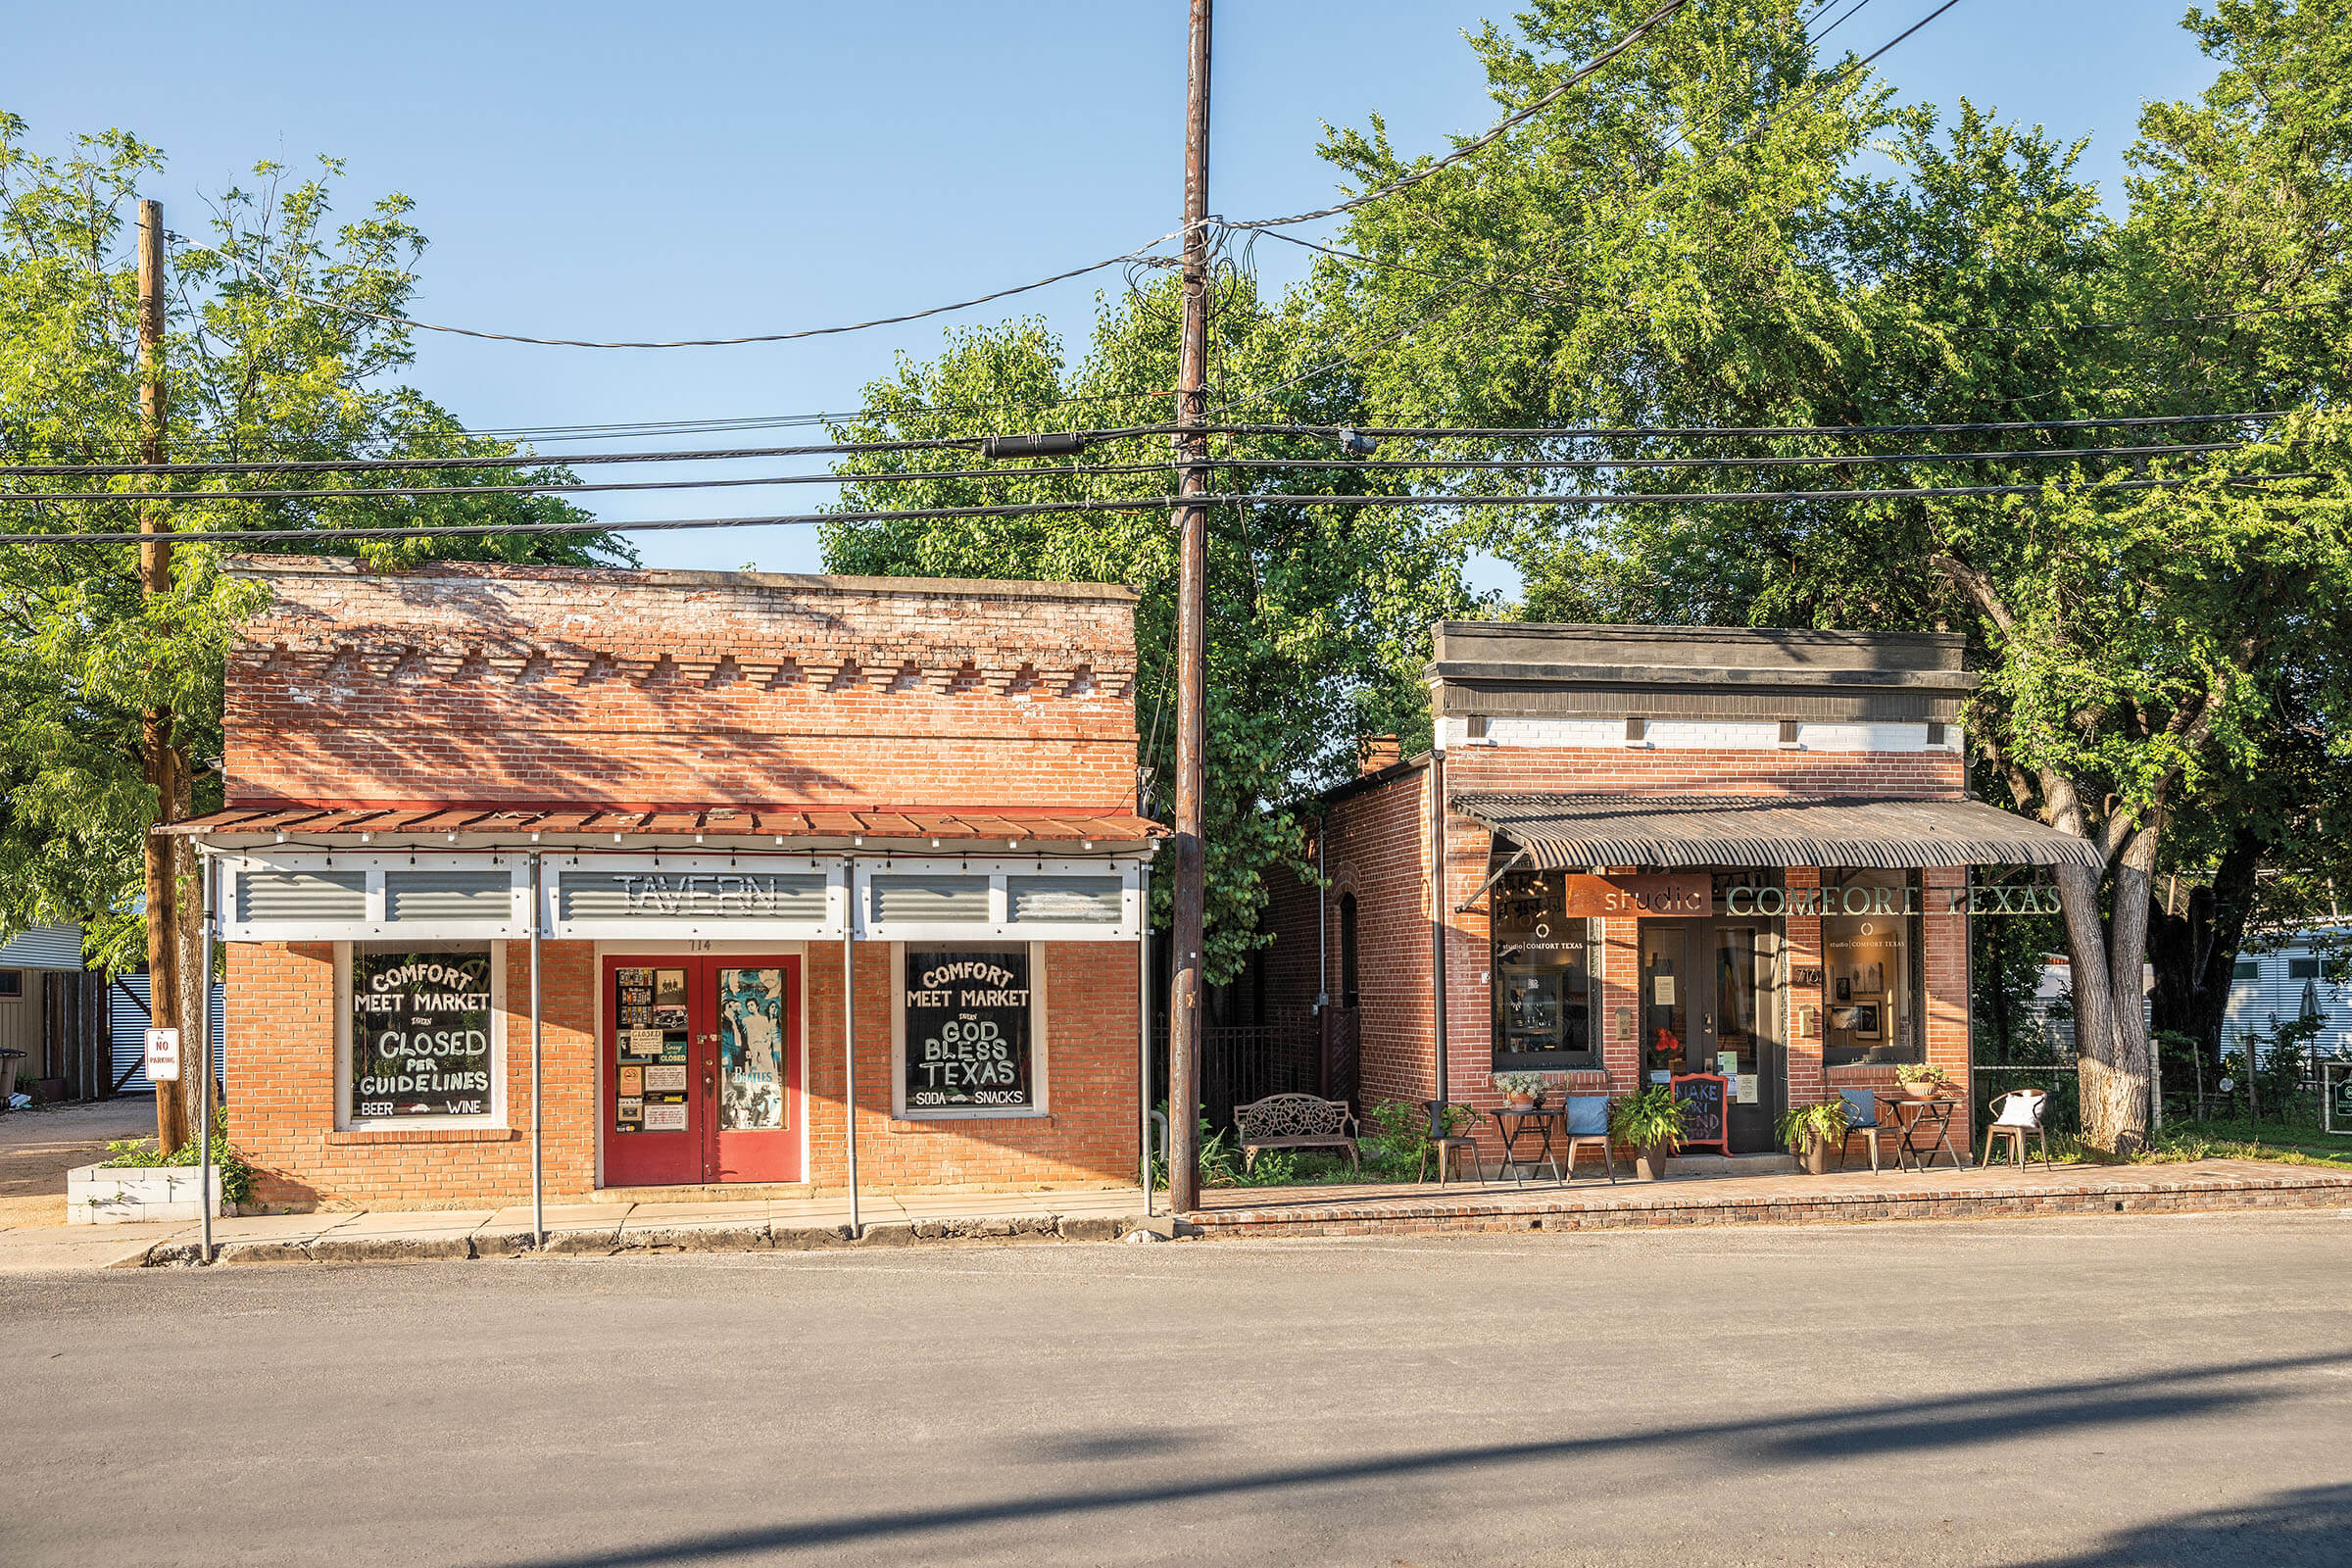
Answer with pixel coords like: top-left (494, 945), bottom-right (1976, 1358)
top-left (821, 276), bottom-right (1475, 986)
top-left (0, 117), bottom-right (628, 1147)
top-left (1297, 0), bottom-right (2351, 1150)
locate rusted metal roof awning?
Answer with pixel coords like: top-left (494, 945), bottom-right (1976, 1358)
top-left (168, 802), bottom-right (1166, 849)
top-left (1454, 793), bottom-right (2101, 871)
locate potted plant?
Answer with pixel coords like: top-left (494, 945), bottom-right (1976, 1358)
top-left (1895, 1063), bottom-right (1950, 1100)
top-left (1492, 1071), bottom-right (1547, 1109)
top-left (1778, 1100), bottom-right (1851, 1174)
top-left (1609, 1086), bottom-right (1687, 1180)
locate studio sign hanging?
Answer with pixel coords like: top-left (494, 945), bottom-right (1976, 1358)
top-left (1551, 874), bottom-right (1711, 917)
top-left (1725, 882), bottom-right (2064, 916)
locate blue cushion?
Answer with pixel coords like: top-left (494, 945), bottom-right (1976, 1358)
top-left (1565, 1095), bottom-right (1610, 1136)
top-left (1838, 1088), bottom-right (1879, 1129)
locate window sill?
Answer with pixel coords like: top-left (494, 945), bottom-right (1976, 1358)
top-left (327, 1127), bottom-right (518, 1146)
top-left (889, 1112), bottom-right (1053, 1131)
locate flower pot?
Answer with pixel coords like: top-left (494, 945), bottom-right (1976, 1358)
top-left (1901, 1082), bottom-right (1942, 1101)
top-left (1633, 1143), bottom-right (1673, 1181)
top-left (1505, 1094), bottom-right (1535, 1110)
top-left (1801, 1137), bottom-right (1833, 1175)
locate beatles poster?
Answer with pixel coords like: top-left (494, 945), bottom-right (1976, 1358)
top-left (902, 949), bottom-right (1033, 1112)
top-left (718, 967), bottom-right (787, 1130)
top-left (350, 949), bottom-right (494, 1118)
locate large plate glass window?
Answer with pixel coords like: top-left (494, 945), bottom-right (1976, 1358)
top-left (1821, 870), bottom-right (1923, 1066)
top-left (1490, 870), bottom-right (1596, 1070)
top-left (348, 943), bottom-right (497, 1121)
top-left (900, 945), bottom-right (1040, 1116)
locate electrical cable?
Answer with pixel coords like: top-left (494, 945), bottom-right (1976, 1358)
top-left (1219, 1), bottom-right (1690, 233)
top-left (1811, 0), bottom-right (1880, 46)
top-left (288, 230), bottom-right (1187, 350)
top-left (1, 443), bottom-right (2261, 510)
top-left (0, 471), bottom-right (2299, 550)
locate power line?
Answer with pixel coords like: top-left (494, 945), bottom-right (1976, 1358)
top-left (290, 231), bottom-right (1187, 350)
top-left (0, 471), bottom-right (2294, 550)
top-left (1218, 2), bottom-right (1691, 233)
top-left (0, 437), bottom-right (2269, 508)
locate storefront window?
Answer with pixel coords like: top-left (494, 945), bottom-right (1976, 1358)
top-left (899, 945), bottom-right (1042, 1116)
top-left (1821, 871), bottom-right (1923, 1066)
top-left (1491, 871), bottom-right (1596, 1070)
top-left (347, 943), bottom-right (497, 1121)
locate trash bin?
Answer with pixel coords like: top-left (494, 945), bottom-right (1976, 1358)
top-left (0, 1047), bottom-right (24, 1104)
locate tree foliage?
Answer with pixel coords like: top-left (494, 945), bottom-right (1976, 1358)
top-left (821, 276), bottom-right (1477, 986)
top-left (1299, 0), bottom-right (2351, 1148)
top-left (0, 116), bottom-right (631, 972)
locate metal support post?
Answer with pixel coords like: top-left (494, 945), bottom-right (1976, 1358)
top-left (529, 852), bottom-right (545, 1248)
top-left (843, 856), bottom-right (861, 1238)
top-left (1140, 864), bottom-right (1153, 1216)
top-left (1428, 742), bottom-right (1450, 1139)
top-left (197, 850), bottom-right (215, 1264)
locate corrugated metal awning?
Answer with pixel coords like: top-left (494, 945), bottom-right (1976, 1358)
top-left (167, 802), bottom-right (1166, 847)
top-left (1455, 793), bottom-right (2102, 871)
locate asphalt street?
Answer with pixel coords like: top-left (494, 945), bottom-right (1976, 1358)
top-left (7, 1209), bottom-right (2350, 1566)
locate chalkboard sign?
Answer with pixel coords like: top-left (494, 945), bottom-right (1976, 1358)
top-left (903, 948), bottom-right (1034, 1113)
top-left (351, 948), bottom-right (493, 1118)
top-left (1672, 1073), bottom-right (1730, 1154)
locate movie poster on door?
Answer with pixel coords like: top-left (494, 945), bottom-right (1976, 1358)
top-left (717, 967), bottom-right (787, 1131)
top-left (350, 949), bottom-right (493, 1118)
top-left (903, 949), bottom-right (1033, 1112)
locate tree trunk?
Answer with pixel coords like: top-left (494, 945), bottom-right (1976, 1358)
top-left (2147, 827), bottom-right (2261, 1058)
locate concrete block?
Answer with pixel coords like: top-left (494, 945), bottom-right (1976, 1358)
top-left (619, 1224), bottom-right (769, 1253)
top-left (770, 1224), bottom-right (854, 1250)
top-left (311, 1235), bottom-right (474, 1263)
top-left (217, 1240), bottom-right (315, 1265)
top-left (854, 1222), bottom-right (916, 1247)
top-left (544, 1228), bottom-right (621, 1255)
top-left (1057, 1216), bottom-right (1124, 1242)
top-left (472, 1230), bottom-right (539, 1257)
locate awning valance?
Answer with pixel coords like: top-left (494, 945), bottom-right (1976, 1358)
top-left (1454, 793), bottom-right (2102, 871)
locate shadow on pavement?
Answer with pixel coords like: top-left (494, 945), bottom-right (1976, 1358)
top-left (472, 1348), bottom-right (2352, 1567)
top-left (2020, 1483), bottom-right (2352, 1567)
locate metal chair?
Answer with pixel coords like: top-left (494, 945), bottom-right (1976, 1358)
top-left (1983, 1089), bottom-right (2052, 1170)
top-left (1561, 1093), bottom-right (1618, 1183)
top-left (1418, 1102), bottom-right (1484, 1186)
top-left (1837, 1088), bottom-right (1884, 1173)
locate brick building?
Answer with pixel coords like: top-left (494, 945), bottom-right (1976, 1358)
top-left (1265, 622), bottom-right (2095, 1167)
top-left (175, 558), bottom-right (1159, 1210)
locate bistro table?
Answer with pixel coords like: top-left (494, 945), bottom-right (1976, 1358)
top-left (1885, 1089), bottom-right (1968, 1170)
top-left (1491, 1103), bottom-right (1566, 1183)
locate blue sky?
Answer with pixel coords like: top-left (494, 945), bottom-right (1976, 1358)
top-left (10, 1), bottom-right (2220, 578)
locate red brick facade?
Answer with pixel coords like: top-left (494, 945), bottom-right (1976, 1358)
top-left (214, 561), bottom-right (1150, 1210)
top-left (1270, 740), bottom-right (1979, 1164)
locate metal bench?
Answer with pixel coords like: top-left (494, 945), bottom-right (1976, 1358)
top-left (1233, 1093), bottom-right (1359, 1173)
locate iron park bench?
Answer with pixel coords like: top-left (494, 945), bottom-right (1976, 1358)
top-left (1232, 1093), bottom-right (1359, 1174)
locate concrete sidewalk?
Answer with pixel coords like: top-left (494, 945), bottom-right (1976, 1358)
top-left (0, 1187), bottom-right (1154, 1271)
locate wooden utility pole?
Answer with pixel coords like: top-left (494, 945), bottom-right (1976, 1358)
top-left (136, 198), bottom-right (188, 1154)
top-left (1166, 0), bottom-right (1212, 1216)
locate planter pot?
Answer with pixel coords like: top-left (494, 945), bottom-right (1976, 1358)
top-left (67, 1162), bottom-right (233, 1225)
top-left (1900, 1082), bottom-right (1942, 1101)
top-left (1505, 1095), bottom-right (1536, 1110)
top-left (1632, 1143), bottom-right (1673, 1181)
top-left (1800, 1138), bottom-right (1834, 1175)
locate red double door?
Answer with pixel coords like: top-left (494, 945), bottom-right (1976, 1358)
top-left (603, 955), bottom-right (801, 1187)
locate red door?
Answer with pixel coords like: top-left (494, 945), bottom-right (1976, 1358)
top-left (604, 956), bottom-right (800, 1187)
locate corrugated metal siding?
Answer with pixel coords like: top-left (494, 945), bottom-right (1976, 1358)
top-left (1456, 793), bottom-right (2105, 871)
top-left (385, 869), bottom-right (511, 922)
top-left (1007, 875), bottom-right (1122, 923)
top-left (237, 870), bottom-right (367, 923)
top-left (871, 875), bottom-right (990, 923)
top-left (2223, 929), bottom-right (2352, 1058)
top-left (0, 924), bottom-right (86, 970)
top-left (107, 976), bottom-right (228, 1094)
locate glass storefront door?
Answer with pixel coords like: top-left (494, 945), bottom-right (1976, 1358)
top-left (604, 955), bottom-right (800, 1187)
top-left (1638, 918), bottom-right (1783, 1153)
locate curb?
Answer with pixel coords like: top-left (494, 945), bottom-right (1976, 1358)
top-left (119, 1211), bottom-right (1152, 1267)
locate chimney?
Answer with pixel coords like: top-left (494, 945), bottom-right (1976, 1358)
top-left (1357, 734), bottom-right (1401, 775)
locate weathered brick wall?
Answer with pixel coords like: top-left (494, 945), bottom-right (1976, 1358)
top-left (229, 937), bottom-right (1140, 1209)
top-left (222, 559), bottom-right (1140, 810)
top-left (229, 940), bottom-right (598, 1210)
top-left (1263, 744), bottom-right (1980, 1161)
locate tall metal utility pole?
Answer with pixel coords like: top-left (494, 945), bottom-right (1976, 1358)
top-left (1166, 0), bottom-right (1213, 1217)
top-left (137, 198), bottom-right (189, 1155)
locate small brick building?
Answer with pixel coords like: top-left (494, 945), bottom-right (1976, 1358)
top-left (1265, 622), bottom-right (2094, 1168)
top-left (178, 558), bottom-right (1158, 1210)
